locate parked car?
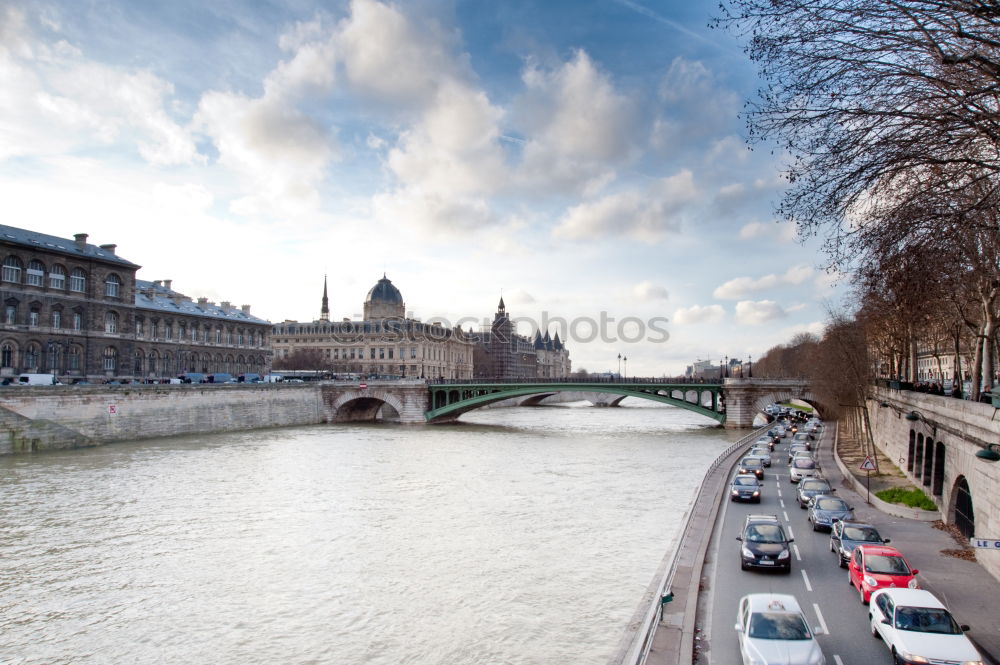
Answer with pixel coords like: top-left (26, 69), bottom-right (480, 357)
top-left (849, 545), bottom-right (919, 604)
top-left (830, 521), bottom-right (888, 568)
top-left (869, 589), bottom-right (982, 665)
top-left (737, 514), bottom-right (794, 573)
top-left (730, 474), bottom-right (763, 503)
top-left (807, 495), bottom-right (855, 531)
top-left (735, 593), bottom-right (825, 665)
top-left (796, 478), bottom-right (835, 509)
top-left (789, 457), bottom-right (820, 483)
top-left (738, 456), bottom-right (766, 479)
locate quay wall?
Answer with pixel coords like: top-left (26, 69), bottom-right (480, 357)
top-left (0, 384), bottom-right (325, 455)
top-left (866, 388), bottom-right (1000, 581)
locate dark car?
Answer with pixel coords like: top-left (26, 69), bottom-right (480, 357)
top-left (730, 474), bottom-right (762, 503)
top-left (737, 514), bottom-right (793, 573)
top-left (796, 478), bottom-right (835, 508)
top-left (807, 495), bottom-right (855, 531)
top-left (737, 456), bottom-right (765, 479)
top-left (830, 520), bottom-right (889, 568)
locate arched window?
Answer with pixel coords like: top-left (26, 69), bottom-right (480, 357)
top-left (134, 351), bottom-right (143, 375)
top-left (103, 346), bottom-right (118, 371)
top-left (1, 344), bottom-right (13, 368)
top-left (70, 268), bottom-right (86, 293)
top-left (66, 346), bottom-right (81, 371)
top-left (148, 350), bottom-right (158, 375)
top-left (105, 311), bottom-right (119, 333)
top-left (24, 343), bottom-right (39, 369)
top-left (163, 352), bottom-right (173, 375)
top-left (49, 265), bottom-right (66, 290)
top-left (2, 256), bottom-right (22, 283)
top-left (26, 260), bottom-right (44, 286)
top-left (105, 273), bottom-right (121, 297)
top-left (47, 344), bottom-right (61, 372)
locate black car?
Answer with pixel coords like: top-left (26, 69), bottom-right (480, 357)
top-left (830, 521), bottom-right (889, 568)
top-left (737, 514), bottom-right (793, 573)
top-left (795, 478), bottom-right (835, 508)
top-left (737, 456), bottom-right (765, 479)
top-left (730, 474), bottom-right (762, 503)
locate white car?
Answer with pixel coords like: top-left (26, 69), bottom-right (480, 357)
top-left (735, 593), bottom-right (825, 665)
top-left (789, 457), bottom-right (820, 483)
top-left (869, 589), bottom-right (983, 665)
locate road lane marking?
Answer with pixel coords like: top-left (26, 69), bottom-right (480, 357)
top-left (793, 544), bottom-right (802, 561)
top-left (780, 499), bottom-right (785, 508)
top-left (833, 655), bottom-right (844, 665)
top-left (783, 510), bottom-right (789, 521)
top-left (801, 569), bottom-right (813, 591)
top-left (788, 526), bottom-right (795, 539)
top-left (813, 602), bottom-right (829, 635)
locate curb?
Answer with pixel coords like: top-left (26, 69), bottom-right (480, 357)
top-left (831, 427), bottom-right (939, 522)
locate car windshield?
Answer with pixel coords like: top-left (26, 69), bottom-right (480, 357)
top-left (800, 481), bottom-right (829, 491)
top-left (815, 499), bottom-right (848, 511)
top-left (865, 554), bottom-right (910, 575)
top-left (746, 524), bottom-right (786, 544)
top-left (742, 459), bottom-right (761, 467)
top-left (734, 477), bottom-right (757, 486)
top-left (894, 607), bottom-right (962, 634)
top-left (843, 526), bottom-right (881, 542)
top-left (793, 459), bottom-right (816, 469)
top-left (748, 612), bottom-right (811, 640)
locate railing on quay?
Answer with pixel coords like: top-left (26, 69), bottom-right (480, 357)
top-left (611, 423), bottom-right (771, 665)
top-left (427, 377), bottom-right (722, 385)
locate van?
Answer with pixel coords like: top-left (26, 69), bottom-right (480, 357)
top-left (207, 373), bottom-right (235, 384)
top-left (17, 373), bottom-right (60, 386)
top-left (178, 373), bottom-right (206, 384)
top-left (263, 374), bottom-right (284, 383)
top-left (238, 373), bottom-right (262, 383)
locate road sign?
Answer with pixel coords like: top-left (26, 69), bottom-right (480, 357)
top-left (860, 455), bottom-right (877, 471)
top-left (971, 539), bottom-right (1000, 549)
top-left (358, 382), bottom-right (367, 390)
top-left (108, 404), bottom-right (118, 416)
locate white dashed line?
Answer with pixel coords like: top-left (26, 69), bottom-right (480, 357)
top-left (783, 510), bottom-right (790, 521)
top-left (780, 499), bottom-right (785, 508)
top-left (793, 544), bottom-right (802, 561)
top-left (788, 526), bottom-right (795, 539)
top-left (801, 569), bottom-right (813, 591)
top-left (813, 602), bottom-right (829, 635)
top-left (833, 655), bottom-right (844, 665)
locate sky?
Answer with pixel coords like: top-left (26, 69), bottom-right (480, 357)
top-left (0, 0), bottom-right (846, 376)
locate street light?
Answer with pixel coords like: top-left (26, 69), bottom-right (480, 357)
top-left (748, 354), bottom-right (752, 378)
top-left (623, 356), bottom-right (628, 380)
top-left (617, 353), bottom-right (621, 379)
top-left (976, 444), bottom-right (1000, 462)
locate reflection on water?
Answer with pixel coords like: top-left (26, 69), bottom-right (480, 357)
top-left (0, 400), bottom-right (740, 665)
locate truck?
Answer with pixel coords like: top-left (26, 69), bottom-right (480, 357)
top-left (17, 373), bottom-right (61, 386)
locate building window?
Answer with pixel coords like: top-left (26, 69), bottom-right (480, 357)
top-left (47, 344), bottom-right (60, 371)
top-left (2, 256), bottom-right (23, 283)
top-left (238, 332), bottom-right (244, 345)
top-left (215, 328), bottom-right (222, 344)
top-left (49, 265), bottom-right (66, 289)
top-left (134, 351), bottom-right (143, 375)
top-left (70, 268), bottom-right (86, 293)
top-left (73, 312), bottom-right (83, 331)
top-left (136, 319), bottom-right (144, 336)
top-left (370, 347), bottom-right (376, 359)
top-left (52, 310), bottom-right (61, 329)
top-left (24, 344), bottom-right (39, 369)
top-left (105, 311), bottom-right (118, 333)
top-left (148, 352), bottom-right (157, 375)
top-left (28, 309), bottom-right (39, 327)
top-left (4, 305), bottom-right (15, 325)
top-left (26, 260), bottom-right (44, 286)
top-left (103, 346), bottom-right (118, 371)
top-left (165, 322), bottom-right (173, 340)
top-left (67, 347), bottom-right (80, 371)
top-left (105, 274), bottom-right (121, 297)
top-left (1, 344), bottom-right (12, 368)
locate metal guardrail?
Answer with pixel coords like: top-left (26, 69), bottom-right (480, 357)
top-left (613, 424), bottom-right (771, 665)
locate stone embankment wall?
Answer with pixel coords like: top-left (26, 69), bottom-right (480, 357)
top-left (0, 384), bottom-right (325, 455)
top-left (867, 387), bottom-right (1000, 580)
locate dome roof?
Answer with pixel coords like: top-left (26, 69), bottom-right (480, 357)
top-left (365, 275), bottom-right (403, 305)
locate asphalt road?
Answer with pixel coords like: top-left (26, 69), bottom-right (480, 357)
top-left (700, 424), bottom-right (895, 665)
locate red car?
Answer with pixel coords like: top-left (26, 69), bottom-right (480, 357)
top-left (848, 544), bottom-right (919, 604)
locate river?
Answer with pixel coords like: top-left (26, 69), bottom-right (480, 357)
top-left (0, 400), bottom-right (742, 665)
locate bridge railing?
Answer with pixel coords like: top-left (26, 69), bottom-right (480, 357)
top-left (611, 423), bottom-right (770, 665)
top-left (427, 377), bottom-right (721, 385)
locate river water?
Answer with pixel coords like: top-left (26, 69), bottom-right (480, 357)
top-left (0, 400), bottom-right (741, 665)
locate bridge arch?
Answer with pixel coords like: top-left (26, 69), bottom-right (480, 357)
top-left (329, 390), bottom-right (406, 423)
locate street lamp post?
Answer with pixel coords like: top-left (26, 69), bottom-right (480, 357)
top-left (617, 353), bottom-right (622, 380)
top-left (749, 354), bottom-right (753, 378)
top-left (623, 356), bottom-right (628, 380)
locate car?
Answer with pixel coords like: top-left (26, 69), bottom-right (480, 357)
top-left (730, 474), bottom-right (763, 503)
top-left (755, 436), bottom-right (775, 452)
top-left (849, 545), bottom-right (919, 604)
top-left (789, 450), bottom-right (816, 467)
top-left (830, 521), bottom-right (888, 568)
top-left (749, 447), bottom-right (772, 466)
top-left (737, 514), bottom-right (794, 573)
top-left (807, 495), bottom-right (855, 531)
top-left (869, 589), bottom-right (982, 665)
top-left (791, 432), bottom-right (815, 448)
top-left (787, 443), bottom-right (811, 464)
top-left (735, 593), bottom-right (826, 665)
top-left (738, 456), bottom-right (765, 479)
top-left (796, 478), bottom-right (835, 509)
top-left (789, 457), bottom-right (820, 483)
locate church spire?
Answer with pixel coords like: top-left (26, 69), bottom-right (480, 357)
top-left (497, 295), bottom-right (506, 314)
top-left (320, 275), bottom-right (330, 321)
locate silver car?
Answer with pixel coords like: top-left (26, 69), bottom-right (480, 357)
top-left (735, 593), bottom-right (825, 665)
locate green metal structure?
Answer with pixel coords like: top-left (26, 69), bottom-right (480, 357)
top-left (425, 381), bottom-right (726, 423)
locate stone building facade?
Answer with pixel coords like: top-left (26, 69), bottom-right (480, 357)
top-left (271, 276), bottom-right (474, 380)
top-left (0, 224), bottom-right (271, 382)
top-left (470, 298), bottom-right (571, 379)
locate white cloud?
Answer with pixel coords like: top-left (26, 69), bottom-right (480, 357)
top-left (652, 57), bottom-right (740, 150)
top-left (734, 300), bottom-right (787, 325)
top-left (738, 220), bottom-right (797, 243)
top-left (633, 281), bottom-right (670, 301)
top-left (553, 169), bottom-right (697, 241)
top-left (673, 304), bottom-right (724, 325)
top-left (782, 321), bottom-right (827, 337)
top-left (713, 264), bottom-right (815, 299)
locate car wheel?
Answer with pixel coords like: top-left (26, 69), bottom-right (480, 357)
top-left (848, 573), bottom-right (854, 586)
top-left (783, 565), bottom-right (791, 575)
top-left (811, 521), bottom-right (819, 532)
top-left (870, 616), bottom-right (879, 639)
top-left (741, 560), bottom-right (748, 571)
top-left (860, 586), bottom-right (869, 605)
top-left (829, 540), bottom-right (835, 552)
top-left (892, 648), bottom-right (904, 665)
top-left (839, 556), bottom-right (847, 569)
top-left (800, 502), bottom-right (806, 510)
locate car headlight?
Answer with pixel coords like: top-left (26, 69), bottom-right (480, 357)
top-left (897, 650), bottom-right (928, 663)
top-left (777, 549), bottom-right (790, 560)
top-left (742, 547), bottom-right (754, 558)
top-left (864, 575), bottom-right (878, 587)
top-left (752, 491), bottom-right (760, 497)
top-left (961, 661), bottom-right (984, 665)
top-left (732, 490), bottom-right (739, 495)
top-left (908, 578), bottom-right (920, 589)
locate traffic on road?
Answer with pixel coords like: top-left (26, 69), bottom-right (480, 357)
top-left (704, 406), bottom-right (987, 665)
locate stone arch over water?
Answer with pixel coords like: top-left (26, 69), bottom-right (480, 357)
top-left (329, 390), bottom-right (406, 422)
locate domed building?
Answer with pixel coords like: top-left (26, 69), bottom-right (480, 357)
top-left (271, 275), bottom-right (473, 380)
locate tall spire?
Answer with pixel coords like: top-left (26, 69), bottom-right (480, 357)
top-left (320, 274), bottom-right (330, 321)
top-left (497, 295), bottom-right (506, 313)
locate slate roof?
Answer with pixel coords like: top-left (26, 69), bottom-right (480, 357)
top-left (365, 275), bottom-right (404, 305)
top-left (134, 280), bottom-right (270, 324)
top-left (0, 224), bottom-right (140, 268)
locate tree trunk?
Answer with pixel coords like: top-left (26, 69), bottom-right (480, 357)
top-left (971, 328), bottom-right (985, 401)
top-left (908, 322), bottom-right (918, 382)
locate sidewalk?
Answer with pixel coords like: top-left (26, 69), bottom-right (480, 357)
top-left (826, 424), bottom-right (1000, 665)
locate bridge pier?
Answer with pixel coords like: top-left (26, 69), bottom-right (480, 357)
top-left (721, 379), bottom-right (818, 427)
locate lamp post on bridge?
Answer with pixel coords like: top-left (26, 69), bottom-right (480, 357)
top-left (623, 356), bottom-right (628, 380)
top-left (749, 354), bottom-right (752, 379)
top-left (617, 353), bottom-right (621, 380)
